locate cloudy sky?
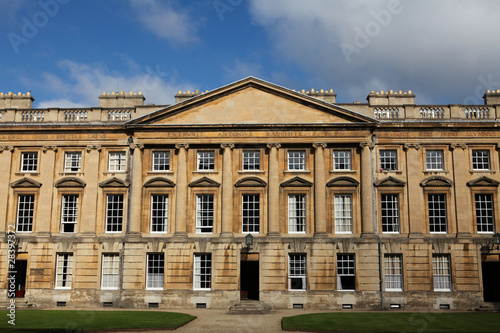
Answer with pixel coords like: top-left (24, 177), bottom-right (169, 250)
top-left (0, 0), bottom-right (499, 108)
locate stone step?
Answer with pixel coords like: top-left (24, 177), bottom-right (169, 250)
top-left (229, 300), bottom-right (271, 312)
top-left (0, 299), bottom-right (35, 309)
top-left (475, 302), bottom-right (500, 312)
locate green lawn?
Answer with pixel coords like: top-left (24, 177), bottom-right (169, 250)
top-left (0, 309), bottom-right (196, 332)
top-left (282, 312), bottom-right (500, 333)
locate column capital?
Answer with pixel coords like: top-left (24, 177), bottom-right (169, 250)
top-left (129, 143), bottom-right (144, 150)
top-left (359, 142), bottom-right (375, 149)
top-left (0, 146), bottom-right (14, 153)
top-left (175, 143), bottom-right (190, 150)
top-left (42, 145), bottom-right (57, 153)
top-left (220, 143), bottom-right (235, 150)
top-left (266, 143), bottom-right (281, 149)
top-left (403, 143), bottom-right (420, 151)
top-left (450, 143), bottom-right (467, 151)
top-left (86, 145), bottom-right (102, 153)
top-left (312, 142), bottom-right (327, 149)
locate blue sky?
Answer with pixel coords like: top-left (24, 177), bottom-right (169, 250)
top-left (1, 0), bottom-right (500, 108)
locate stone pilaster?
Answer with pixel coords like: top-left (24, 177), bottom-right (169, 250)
top-left (38, 146), bottom-right (57, 235)
top-left (313, 143), bottom-right (328, 237)
top-left (174, 144), bottom-right (189, 237)
top-left (129, 143), bottom-right (144, 235)
top-left (404, 144), bottom-right (423, 236)
top-left (0, 146), bottom-right (14, 234)
top-left (220, 143), bottom-right (235, 237)
top-left (360, 142), bottom-right (375, 235)
top-left (451, 143), bottom-right (471, 236)
top-left (82, 145), bottom-right (101, 236)
top-left (267, 143), bottom-right (281, 236)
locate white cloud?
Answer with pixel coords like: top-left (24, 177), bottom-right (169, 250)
top-left (223, 59), bottom-right (264, 82)
top-left (129, 0), bottom-right (199, 45)
top-left (24, 59), bottom-right (195, 108)
top-left (249, 0), bottom-right (500, 104)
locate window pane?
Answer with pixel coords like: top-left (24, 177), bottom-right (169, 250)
top-left (151, 195), bottom-right (168, 233)
top-left (147, 253), bottom-right (164, 290)
top-left (64, 152), bottom-right (82, 172)
top-left (102, 254), bottom-right (119, 290)
top-left (153, 151), bottom-right (170, 171)
top-left (108, 152), bottom-right (126, 171)
top-left (380, 150), bottom-right (397, 171)
top-left (17, 195), bottom-right (35, 232)
top-left (196, 194), bottom-right (214, 233)
top-left (385, 255), bottom-right (403, 291)
top-left (381, 194), bottom-right (400, 233)
top-left (289, 254), bottom-right (306, 290)
top-left (61, 195), bottom-right (78, 233)
top-left (194, 254), bottom-right (211, 290)
top-left (242, 194), bottom-right (260, 233)
top-left (337, 254), bottom-right (355, 290)
top-left (426, 150), bottom-right (443, 170)
top-left (433, 255), bottom-right (451, 291)
top-left (428, 194), bottom-right (447, 233)
top-left (288, 194), bottom-right (306, 233)
top-left (21, 152), bottom-right (38, 172)
top-left (56, 254), bottom-right (73, 289)
top-left (106, 194), bottom-right (123, 232)
top-left (197, 151), bottom-right (215, 170)
top-left (242, 151), bottom-right (260, 170)
top-left (333, 151), bottom-right (351, 170)
top-left (472, 150), bottom-right (490, 170)
top-left (288, 151), bottom-right (306, 170)
top-left (334, 194), bottom-right (352, 233)
top-left (476, 193), bottom-right (495, 233)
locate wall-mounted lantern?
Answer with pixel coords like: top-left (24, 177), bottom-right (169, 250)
top-left (245, 233), bottom-right (254, 249)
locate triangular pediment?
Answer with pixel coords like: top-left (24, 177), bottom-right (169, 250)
top-left (188, 177), bottom-right (221, 187)
top-left (127, 77), bottom-right (377, 126)
top-left (374, 176), bottom-right (406, 187)
top-left (420, 176), bottom-right (453, 187)
top-left (467, 176), bottom-right (500, 187)
top-left (10, 177), bottom-right (42, 188)
top-left (234, 177), bottom-right (267, 187)
top-left (54, 177), bottom-right (86, 188)
top-left (144, 177), bottom-right (175, 188)
top-left (99, 177), bottom-right (130, 188)
top-left (281, 176), bottom-right (313, 187)
top-left (326, 176), bottom-right (359, 187)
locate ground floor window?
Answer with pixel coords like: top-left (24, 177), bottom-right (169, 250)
top-left (55, 253), bottom-right (73, 289)
top-left (194, 254), bottom-right (211, 290)
top-left (146, 253), bottom-right (164, 290)
top-left (289, 254), bottom-right (307, 290)
top-left (433, 255), bottom-right (451, 291)
top-left (384, 255), bottom-right (403, 291)
top-left (337, 254), bottom-right (355, 290)
top-left (101, 254), bottom-right (119, 290)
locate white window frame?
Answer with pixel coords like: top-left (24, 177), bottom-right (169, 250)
top-left (151, 195), bottom-right (168, 233)
top-left (101, 254), bottom-right (119, 290)
top-left (16, 194), bottom-right (35, 233)
top-left (196, 194), bottom-right (214, 233)
top-left (433, 255), bottom-right (451, 291)
top-left (333, 150), bottom-right (351, 171)
top-left (64, 152), bottom-right (82, 172)
top-left (384, 255), bottom-right (403, 291)
top-left (337, 254), bottom-right (355, 291)
top-left (475, 193), bottom-right (495, 233)
top-left (428, 193), bottom-right (447, 233)
top-left (21, 152), bottom-right (38, 172)
top-left (146, 253), bottom-right (165, 290)
top-left (61, 194), bottom-right (78, 233)
top-left (288, 254), bottom-right (307, 291)
top-left (334, 194), bottom-right (353, 234)
top-left (472, 150), bottom-right (490, 170)
top-left (380, 150), bottom-right (398, 171)
top-left (55, 253), bottom-right (73, 289)
top-left (288, 194), bottom-right (306, 233)
top-left (287, 150), bottom-right (306, 171)
top-left (193, 254), bottom-right (212, 290)
top-left (105, 194), bottom-right (123, 233)
top-left (381, 193), bottom-right (400, 233)
top-left (425, 150), bottom-right (444, 170)
top-left (108, 151), bottom-right (126, 172)
top-left (197, 151), bottom-right (215, 171)
top-left (152, 151), bottom-right (170, 171)
top-left (242, 194), bottom-right (260, 233)
top-left (242, 150), bottom-right (260, 171)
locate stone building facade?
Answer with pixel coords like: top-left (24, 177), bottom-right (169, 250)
top-left (1, 77), bottom-right (499, 310)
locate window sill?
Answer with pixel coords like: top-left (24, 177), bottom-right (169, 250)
top-left (103, 171), bottom-right (126, 175)
top-left (337, 289), bottom-right (356, 292)
top-left (423, 170), bottom-right (449, 174)
top-left (469, 170), bottom-right (495, 174)
top-left (59, 172), bottom-right (84, 176)
top-left (238, 170), bottom-right (265, 174)
top-left (15, 172), bottom-right (39, 176)
top-left (193, 171), bottom-right (218, 174)
top-left (147, 171), bottom-right (173, 175)
top-left (284, 170), bottom-right (310, 174)
top-left (329, 170), bottom-right (356, 173)
top-left (378, 170), bottom-right (402, 174)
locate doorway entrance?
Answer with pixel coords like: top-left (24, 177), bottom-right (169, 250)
top-left (9, 260), bottom-right (27, 298)
top-left (240, 253), bottom-right (259, 300)
top-left (482, 255), bottom-right (500, 302)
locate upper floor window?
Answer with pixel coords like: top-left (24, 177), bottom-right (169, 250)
top-left (288, 151), bottom-right (306, 171)
top-left (433, 255), bottom-right (451, 291)
top-left (334, 194), bottom-right (352, 234)
top-left (152, 151), bottom-right (170, 171)
top-left (289, 254), bottom-right (307, 291)
top-left (55, 253), bottom-right (73, 289)
top-left (106, 194), bottom-right (123, 233)
top-left (108, 152), bottom-right (126, 171)
top-left (380, 150), bottom-right (397, 171)
top-left (242, 151), bottom-right (260, 171)
top-left (242, 194), bottom-right (260, 233)
top-left (151, 195), bottom-right (168, 233)
top-left (472, 150), bottom-right (490, 170)
top-left (426, 150), bottom-right (444, 170)
top-left (333, 151), bottom-right (351, 170)
top-left (384, 254), bottom-right (403, 291)
top-left (288, 194), bottom-right (306, 233)
top-left (197, 151), bottom-right (215, 171)
top-left (17, 194), bottom-right (35, 233)
top-left (61, 195), bottom-right (78, 233)
top-left (21, 152), bottom-right (38, 172)
top-left (194, 254), bottom-right (212, 290)
top-left (64, 152), bottom-right (82, 172)
top-left (337, 254), bottom-right (355, 291)
top-left (428, 194), bottom-right (447, 233)
top-left (196, 194), bottom-right (214, 233)
top-left (381, 193), bottom-right (400, 233)
top-left (475, 193), bottom-right (495, 233)
top-left (101, 254), bottom-right (119, 290)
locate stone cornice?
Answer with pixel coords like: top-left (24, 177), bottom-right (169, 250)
top-left (450, 143), bottom-right (467, 150)
top-left (403, 143), bottom-right (420, 151)
top-left (86, 145), bottom-right (102, 153)
top-left (42, 145), bottom-right (57, 153)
